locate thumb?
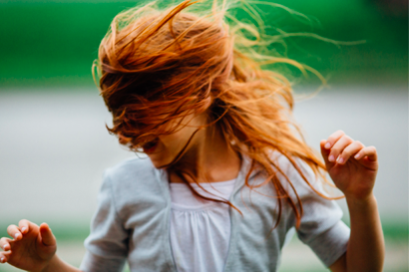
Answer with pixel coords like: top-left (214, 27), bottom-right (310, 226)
top-left (320, 139), bottom-right (333, 169)
top-left (39, 223), bottom-right (56, 247)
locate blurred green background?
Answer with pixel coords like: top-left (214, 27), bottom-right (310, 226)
top-left (0, 0), bottom-right (407, 271)
top-left (0, 0), bottom-right (407, 87)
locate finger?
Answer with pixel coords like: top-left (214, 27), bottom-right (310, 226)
top-left (6, 225), bottom-right (22, 241)
top-left (354, 146), bottom-right (377, 161)
top-left (18, 219), bottom-right (38, 235)
top-left (320, 139), bottom-right (333, 167)
top-left (337, 141), bottom-right (364, 165)
top-left (39, 223), bottom-right (56, 246)
top-left (0, 237), bottom-right (12, 251)
top-left (329, 135), bottom-right (353, 163)
top-left (0, 251), bottom-right (11, 264)
top-left (324, 130), bottom-right (345, 150)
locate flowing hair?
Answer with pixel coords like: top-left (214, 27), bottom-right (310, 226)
top-left (93, 0), bottom-right (340, 229)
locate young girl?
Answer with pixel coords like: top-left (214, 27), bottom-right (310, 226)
top-left (0, 0), bottom-right (384, 271)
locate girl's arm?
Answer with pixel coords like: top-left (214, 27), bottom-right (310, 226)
top-left (0, 220), bottom-right (80, 272)
top-left (320, 130), bottom-right (385, 272)
top-left (43, 254), bottom-right (81, 272)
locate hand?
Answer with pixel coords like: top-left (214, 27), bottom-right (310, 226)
top-left (0, 220), bottom-right (57, 272)
top-left (320, 130), bottom-right (378, 201)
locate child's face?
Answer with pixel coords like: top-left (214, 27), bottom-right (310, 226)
top-left (142, 112), bottom-right (207, 169)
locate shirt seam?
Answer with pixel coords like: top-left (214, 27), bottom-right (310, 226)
top-left (171, 201), bottom-right (228, 211)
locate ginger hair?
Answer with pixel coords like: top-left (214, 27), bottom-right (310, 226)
top-left (93, 0), bottom-right (339, 229)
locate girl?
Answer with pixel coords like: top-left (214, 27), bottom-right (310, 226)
top-left (0, 0), bottom-right (384, 271)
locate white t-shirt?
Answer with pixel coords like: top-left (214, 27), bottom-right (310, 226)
top-left (169, 179), bottom-right (236, 272)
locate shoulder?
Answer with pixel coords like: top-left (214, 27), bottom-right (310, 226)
top-left (99, 155), bottom-right (167, 217)
top-left (104, 155), bottom-right (156, 182)
top-left (102, 155), bottom-right (163, 195)
top-left (268, 150), bottom-right (323, 197)
top-left (269, 151), bottom-right (315, 180)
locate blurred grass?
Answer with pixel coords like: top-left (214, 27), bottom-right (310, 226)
top-left (0, 220), bottom-right (407, 272)
top-left (279, 234), bottom-right (409, 272)
top-left (0, 219), bottom-right (406, 243)
top-left (0, 221), bottom-right (90, 242)
top-left (0, 0), bottom-right (407, 88)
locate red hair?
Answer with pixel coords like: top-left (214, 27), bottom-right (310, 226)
top-left (93, 0), bottom-right (339, 229)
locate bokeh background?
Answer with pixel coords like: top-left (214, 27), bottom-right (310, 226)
top-left (0, 0), bottom-right (407, 271)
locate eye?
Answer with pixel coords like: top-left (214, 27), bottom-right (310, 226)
top-left (142, 138), bottom-right (159, 150)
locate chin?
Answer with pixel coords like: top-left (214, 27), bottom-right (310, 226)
top-left (150, 160), bottom-right (164, 169)
top-left (147, 154), bottom-right (171, 169)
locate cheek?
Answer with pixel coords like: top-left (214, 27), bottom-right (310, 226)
top-left (159, 133), bottom-right (186, 155)
top-left (147, 134), bottom-right (184, 167)
top-left (147, 121), bottom-right (198, 167)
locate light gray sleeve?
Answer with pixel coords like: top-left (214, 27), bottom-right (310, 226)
top-left (293, 162), bottom-right (350, 268)
top-left (296, 192), bottom-right (350, 267)
top-left (80, 171), bottom-right (129, 272)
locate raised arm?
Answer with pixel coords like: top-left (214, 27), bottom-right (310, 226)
top-left (320, 130), bottom-right (385, 272)
top-left (0, 219), bottom-right (80, 272)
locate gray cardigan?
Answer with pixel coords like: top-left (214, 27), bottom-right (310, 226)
top-left (80, 154), bottom-right (350, 271)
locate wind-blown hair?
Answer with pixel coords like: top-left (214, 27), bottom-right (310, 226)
top-left (93, 0), bottom-right (338, 229)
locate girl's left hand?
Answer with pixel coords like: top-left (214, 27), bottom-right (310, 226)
top-left (320, 130), bottom-right (378, 201)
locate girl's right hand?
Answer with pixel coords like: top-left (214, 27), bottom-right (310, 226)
top-left (0, 220), bottom-right (57, 272)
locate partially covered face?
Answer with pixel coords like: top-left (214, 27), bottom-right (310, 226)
top-left (141, 113), bottom-right (207, 169)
